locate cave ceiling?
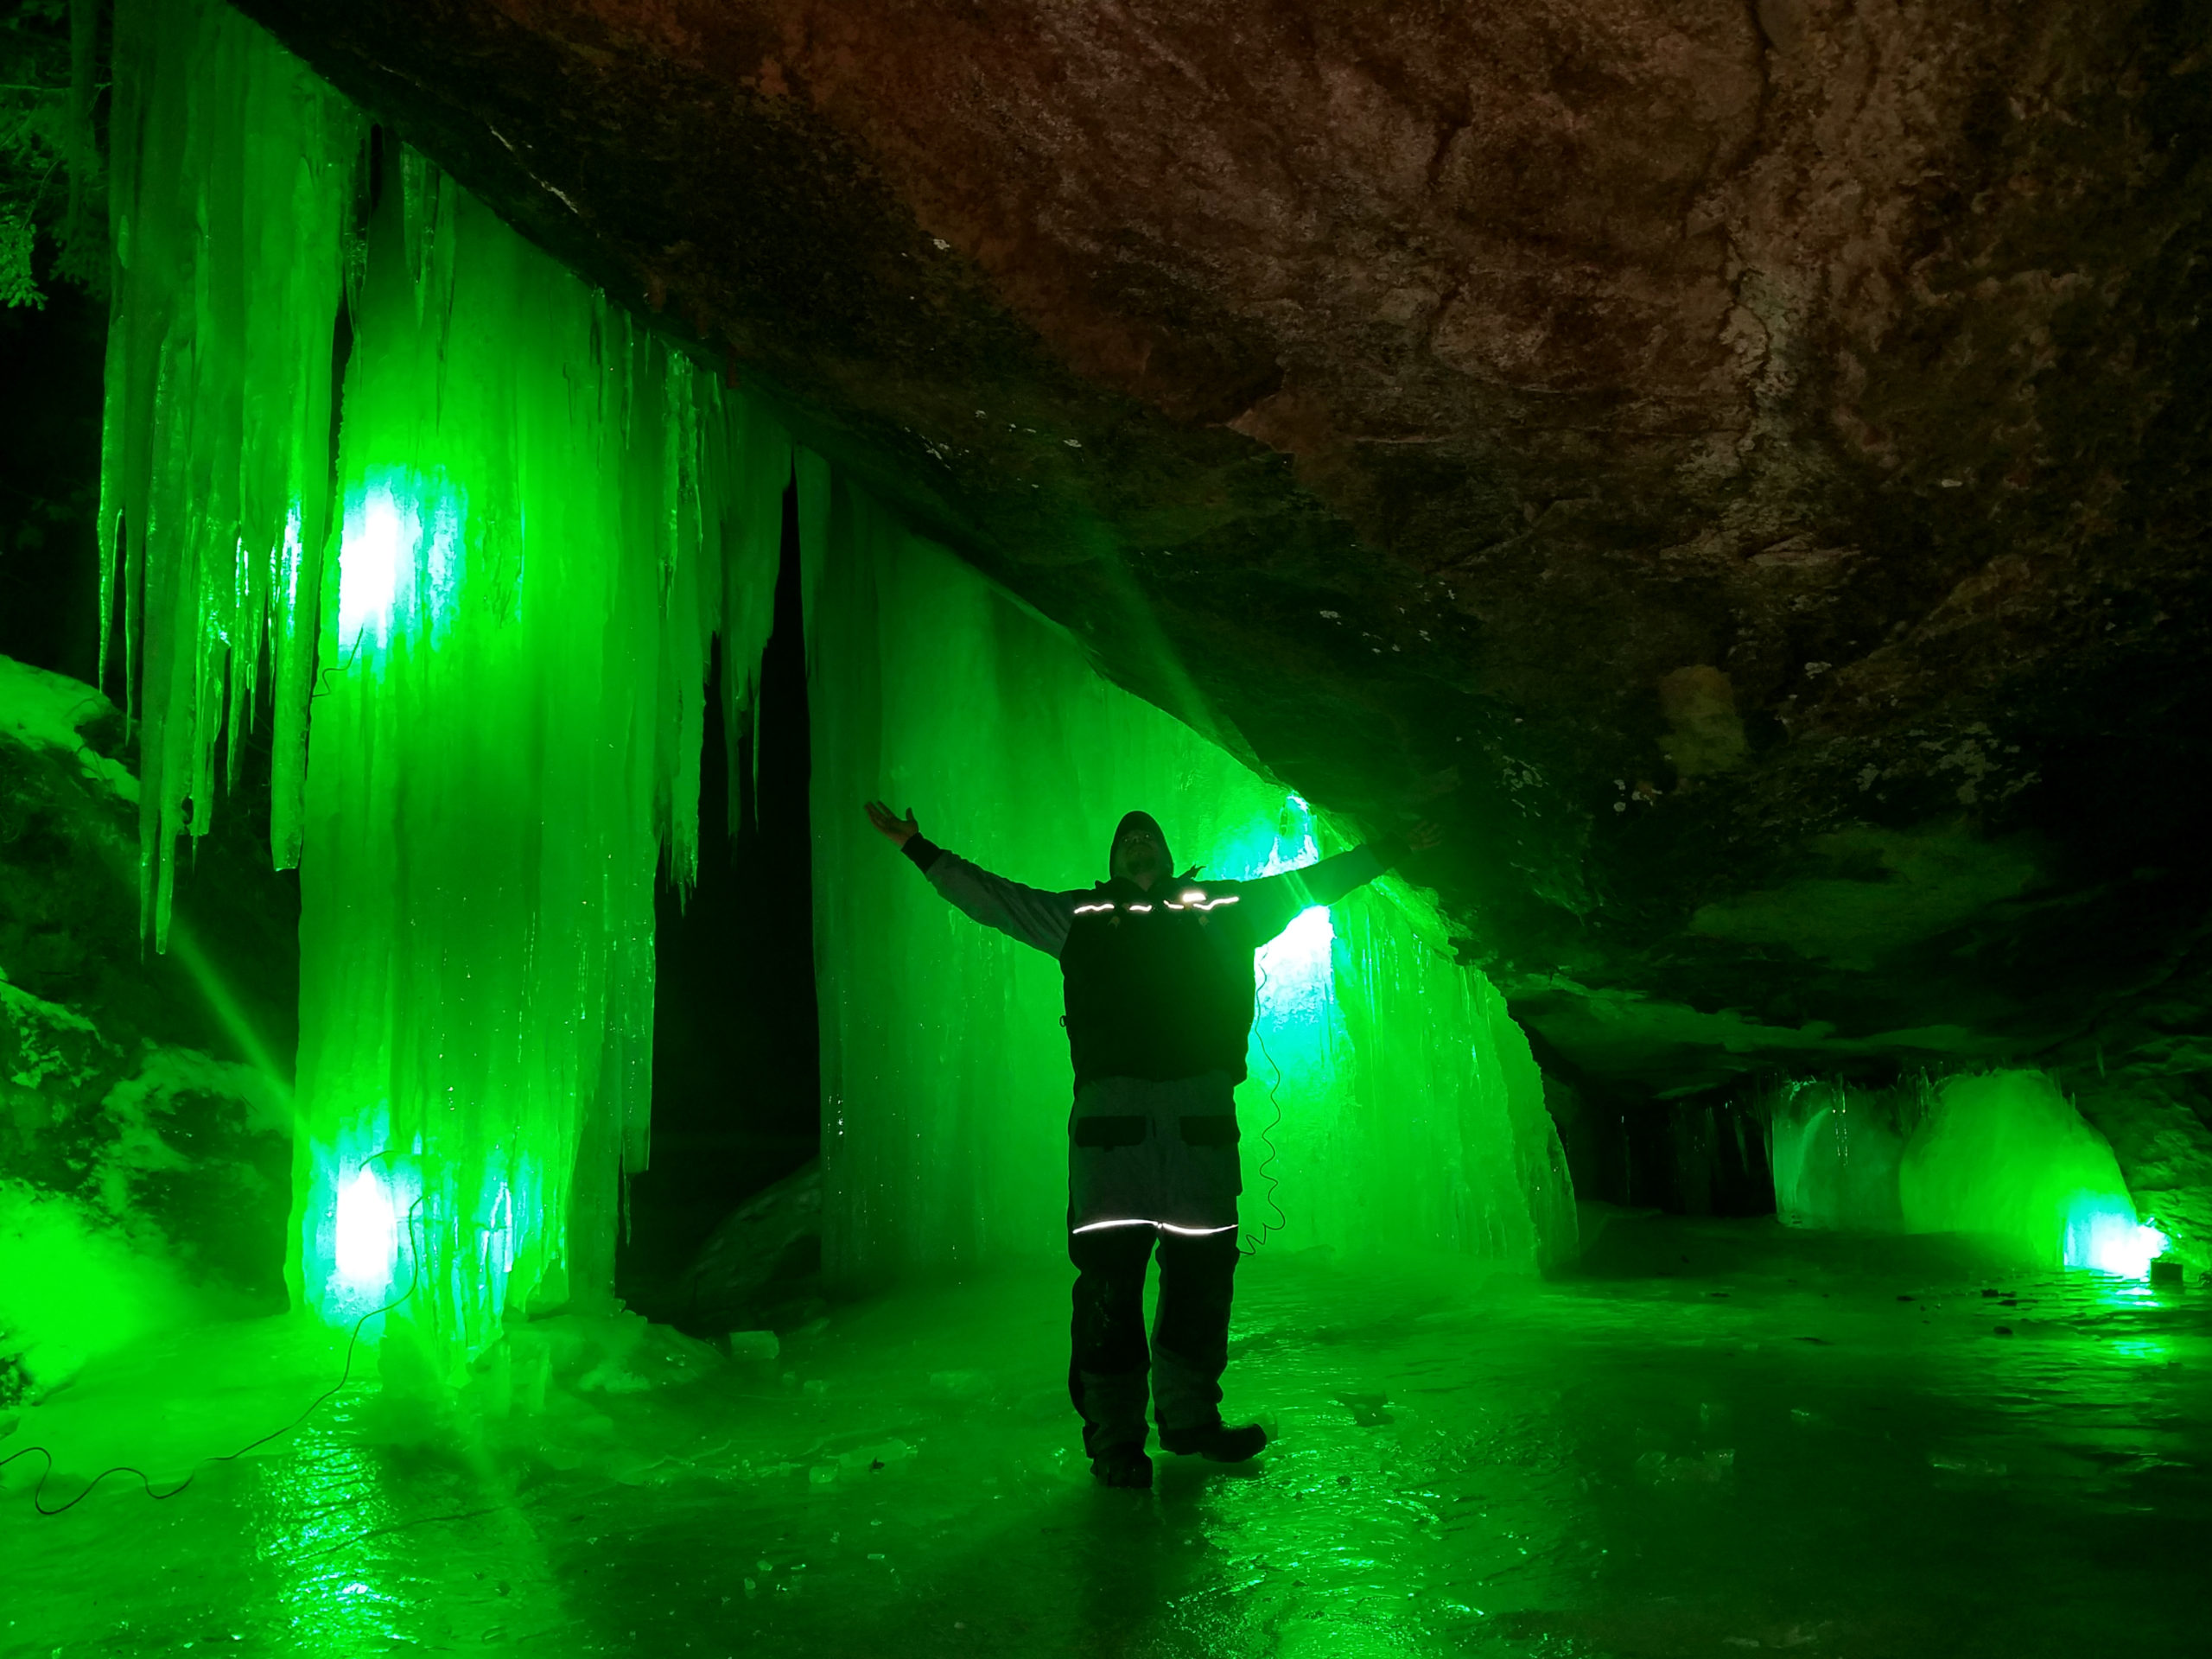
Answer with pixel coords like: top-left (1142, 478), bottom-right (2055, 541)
top-left (230, 0), bottom-right (2212, 1094)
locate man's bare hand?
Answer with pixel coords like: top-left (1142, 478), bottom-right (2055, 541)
top-left (1406, 819), bottom-right (1445, 855)
top-left (865, 800), bottom-right (920, 847)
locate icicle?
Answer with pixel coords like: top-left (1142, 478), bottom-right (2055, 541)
top-left (720, 398), bottom-right (788, 829)
top-left (99, 0), bottom-right (362, 933)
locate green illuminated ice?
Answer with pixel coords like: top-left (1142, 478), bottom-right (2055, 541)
top-left (93, 0), bottom-right (1573, 1389)
top-left (8, 3), bottom-right (2203, 1648)
top-left (102, 0), bottom-right (789, 1375)
top-left (803, 486), bottom-right (1575, 1280)
top-left (1772, 1068), bottom-right (2166, 1274)
top-left (290, 146), bottom-right (787, 1367)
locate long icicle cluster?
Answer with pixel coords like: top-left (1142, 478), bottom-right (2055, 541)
top-left (292, 139), bottom-right (789, 1358)
top-left (105, 0), bottom-right (789, 1371)
top-left (99, 0), bottom-right (361, 938)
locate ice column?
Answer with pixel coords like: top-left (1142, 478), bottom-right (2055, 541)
top-left (104, 0), bottom-right (789, 1371)
top-left (294, 156), bottom-right (786, 1361)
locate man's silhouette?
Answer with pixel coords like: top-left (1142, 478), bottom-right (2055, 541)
top-left (866, 800), bottom-right (1436, 1487)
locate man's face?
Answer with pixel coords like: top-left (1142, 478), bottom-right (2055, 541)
top-left (1112, 823), bottom-right (1167, 888)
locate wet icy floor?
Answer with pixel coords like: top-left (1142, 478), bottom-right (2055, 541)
top-left (6, 1213), bottom-right (2208, 1658)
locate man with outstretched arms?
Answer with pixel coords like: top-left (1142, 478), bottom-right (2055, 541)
top-left (865, 799), bottom-right (1437, 1488)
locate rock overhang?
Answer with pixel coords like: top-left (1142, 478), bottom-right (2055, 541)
top-left (224, 0), bottom-right (2212, 1094)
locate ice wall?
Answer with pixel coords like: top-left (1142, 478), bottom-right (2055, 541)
top-left (1770, 1081), bottom-right (1907, 1232)
top-left (803, 482), bottom-right (1574, 1281)
top-left (1900, 1071), bottom-right (2161, 1273)
top-left (1772, 1070), bottom-right (2167, 1274)
top-left (1325, 887), bottom-right (1578, 1263)
top-left (104, 0), bottom-right (789, 1373)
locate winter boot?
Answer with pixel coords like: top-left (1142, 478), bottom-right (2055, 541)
top-left (1158, 1420), bottom-right (1269, 1463)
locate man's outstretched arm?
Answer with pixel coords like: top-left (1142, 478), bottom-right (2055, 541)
top-left (863, 801), bottom-right (1077, 958)
top-left (1236, 821), bottom-right (1445, 944)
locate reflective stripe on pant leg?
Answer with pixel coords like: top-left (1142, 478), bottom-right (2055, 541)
top-left (1149, 1223), bottom-right (1241, 1435)
top-left (1068, 1217), bottom-right (1156, 1456)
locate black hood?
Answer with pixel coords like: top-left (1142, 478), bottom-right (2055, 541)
top-left (1109, 810), bottom-right (1172, 875)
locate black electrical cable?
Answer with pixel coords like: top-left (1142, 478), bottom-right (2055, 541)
top-left (1240, 956), bottom-right (1293, 1256)
top-left (0, 1186), bottom-right (426, 1517)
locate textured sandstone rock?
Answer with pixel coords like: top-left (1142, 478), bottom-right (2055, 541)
top-left (224, 2), bottom-right (2211, 1109)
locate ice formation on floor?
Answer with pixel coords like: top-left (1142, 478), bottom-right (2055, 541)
top-left (1901, 1071), bottom-right (2165, 1275)
top-left (1772, 1069), bottom-right (2166, 1274)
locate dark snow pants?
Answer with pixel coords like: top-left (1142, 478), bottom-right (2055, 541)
top-left (1068, 1219), bottom-right (1241, 1458)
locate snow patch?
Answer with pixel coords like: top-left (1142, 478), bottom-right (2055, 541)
top-left (0, 654), bottom-right (137, 803)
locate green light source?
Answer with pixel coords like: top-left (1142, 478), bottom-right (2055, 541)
top-left (1251, 796), bottom-right (1336, 1017)
top-left (2067, 1202), bottom-right (2169, 1279)
top-left (1259, 905), bottom-right (1334, 992)
top-left (332, 1166), bottom-right (399, 1299)
top-left (334, 468), bottom-right (470, 660)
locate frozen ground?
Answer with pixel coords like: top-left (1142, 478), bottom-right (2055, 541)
top-left (4, 1212), bottom-right (2206, 1658)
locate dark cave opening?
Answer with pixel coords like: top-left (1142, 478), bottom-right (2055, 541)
top-left (0, 252), bottom-right (103, 689)
top-left (619, 480), bottom-right (823, 1320)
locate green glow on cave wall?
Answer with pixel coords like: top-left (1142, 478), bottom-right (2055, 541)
top-left (85, 0), bottom-right (2179, 1402)
top-left (56, 0), bottom-right (2171, 1450)
top-left (95, 0), bottom-right (1580, 1383)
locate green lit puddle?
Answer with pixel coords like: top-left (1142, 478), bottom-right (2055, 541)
top-left (5, 1215), bottom-right (2205, 1659)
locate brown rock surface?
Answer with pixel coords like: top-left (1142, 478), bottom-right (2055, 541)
top-left (228, 1), bottom-right (2212, 1120)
